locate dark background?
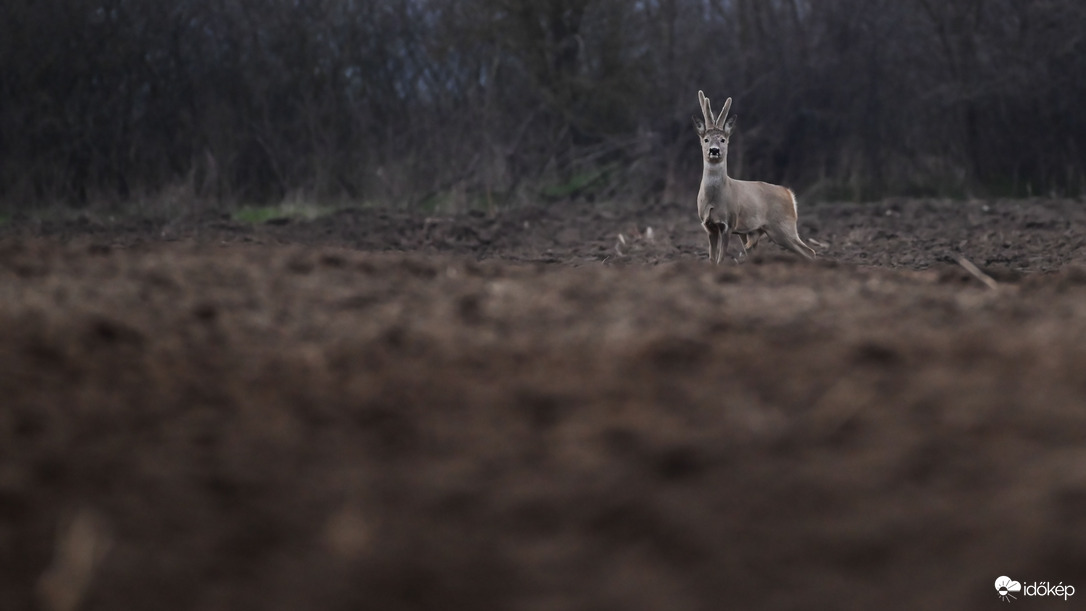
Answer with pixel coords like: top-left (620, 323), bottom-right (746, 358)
top-left (2, 0), bottom-right (1085, 208)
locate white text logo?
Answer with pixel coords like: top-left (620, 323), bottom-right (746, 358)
top-left (996, 576), bottom-right (1075, 602)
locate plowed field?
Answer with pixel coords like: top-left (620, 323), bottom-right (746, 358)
top-left (3, 198), bottom-right (1086, 610)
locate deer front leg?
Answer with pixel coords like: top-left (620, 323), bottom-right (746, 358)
top-left (726, 230), bottom-right (759, 263)
top-left (744, 230), bottom-right (763, 252)
top-left (722, 227), bottom-right (751, 263)
top-left (704, 221), bottom-right (720, 263)
top-left (716, 224), bottom-right (731, 264)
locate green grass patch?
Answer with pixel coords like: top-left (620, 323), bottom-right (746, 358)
top-left (541, 168), bottom-right (610, 200)
top-left (232, 206), bottom-right (289, 224)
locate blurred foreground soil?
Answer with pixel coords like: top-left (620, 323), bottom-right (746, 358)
top-left (2, 198), bottom-right (1086, 610)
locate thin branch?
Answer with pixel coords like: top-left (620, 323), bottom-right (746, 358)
top-left (955, 255), bottom-right (998, 290)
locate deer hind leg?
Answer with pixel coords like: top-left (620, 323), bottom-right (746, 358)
top-left (767, 222), bottom-right (816, 260)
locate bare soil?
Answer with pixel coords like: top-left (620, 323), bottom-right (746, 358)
top-left (3, 197), bottom-right (1086, 610)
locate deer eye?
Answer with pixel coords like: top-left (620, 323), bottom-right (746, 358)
top-left (703, 138), bottom-right (708, 143)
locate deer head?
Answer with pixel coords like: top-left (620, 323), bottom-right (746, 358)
top-left (692, 90), bottom-right (736, 165)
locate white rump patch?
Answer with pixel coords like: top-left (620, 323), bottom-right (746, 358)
top-left (789, 189), bottom-right (798, 215)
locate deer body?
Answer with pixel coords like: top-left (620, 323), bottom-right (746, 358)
top-left (693, 91), bottom-right (814, 263)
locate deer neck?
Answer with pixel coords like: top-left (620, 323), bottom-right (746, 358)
top-left (701, 157), bottom-right (732, 192)
top-left (698, 156), bottom-right (734, 222)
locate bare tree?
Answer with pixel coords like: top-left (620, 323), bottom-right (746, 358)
top-left (2, 0), bottom-right (1086, 209)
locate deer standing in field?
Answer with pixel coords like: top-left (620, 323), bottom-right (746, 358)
top-left (693, 91), bottom-right (815, 263)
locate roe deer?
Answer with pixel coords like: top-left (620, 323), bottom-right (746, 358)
top-left (693, 90), bottom-right (815, 263)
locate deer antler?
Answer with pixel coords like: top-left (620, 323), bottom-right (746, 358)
top-left (698, 91), bottom-right (732, 130)
top-left (715, 97), bottom-right (732, 129)
top-left (698, 90), bottom-right (713, 129)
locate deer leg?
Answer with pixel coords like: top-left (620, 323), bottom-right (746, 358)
top-left (790, 237), bottom-right (816, 260)
top-left (744, 230), bottom-right (763, 252)
top-left (784, 225), bottom-right (816, 259)
top-left (767, 223), bottom-right (815, 260)
top-left (728, 228), bottom-right (748, 263)
top-left (716, 223), bottom-right (732, 264)
top-left (704, 221), bottom-right (720, 263)
top-left (724, 231), bottom-right (747, 262)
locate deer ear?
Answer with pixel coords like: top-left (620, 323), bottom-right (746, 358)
top-left (692, 115), bottom-right (706, 136)
top-left (723, 114), bottom-right (737, 137)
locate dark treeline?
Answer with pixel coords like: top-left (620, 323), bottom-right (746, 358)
top-left (2, 0), bottom-right (1085, 209)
